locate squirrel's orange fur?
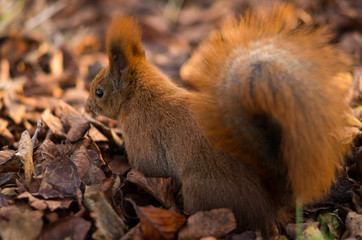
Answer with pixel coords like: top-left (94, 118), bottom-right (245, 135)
top-left (87, 5), bottom-right (351, 236)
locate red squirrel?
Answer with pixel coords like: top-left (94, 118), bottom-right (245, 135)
top-left (87, 4), bottom-right (351, 236)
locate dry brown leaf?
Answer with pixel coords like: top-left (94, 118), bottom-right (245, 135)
top-left (39, 216), bottom-right (91, 240)
top-left (84, 184), bottom-right (125, 239)
top-left (302, 226), bottom-right (324, 240)
top-left (120, 223), bottom-right (144, 240)
top-left (73, 145), bottom-right (105, 185)
top-left (0, 205), bottom-right (43, 240)
top-left (34, 188), bottom-right (64, 199)
top-left (0, 192), bottom-right (9, 207)
top-left (34, 139), bottom-right (60, 164)
top-left (57, 101), bottom-right (87, 126)
top-left (353, 185), bottom-right (362, 214)
top-left (285, 222), bottom-right (320, 239)
top-left (17, 191), bottom-right (73, 212)
top-left (178, 208), bottom-right (236, 240)
top-left (138, 206), bottom-right (186, 240)
top-left (67, 121), bottom-right (90, 142)
top-left (127, 169), bottom-right (178, 210)
top-left (88, 124), bottom-right (108, 142)
top-left (40, 155), bottom-right (81, 195)
top-left (86, 115), bottom-right (124, 150)
top-left (46, 199), bottom-right (73, 211)
top-left (108, 155), bottom-right (130, 175)
top-left (17, 191), bottom-right (48, 211)
top-left (0, 150), bottom-right (15, 165)
top-left (41, 109), bottom-right (65, 137)
top-left (346, 212), bottom-right (362, 237)
top-left (15, 130), bottom-right (35, 186)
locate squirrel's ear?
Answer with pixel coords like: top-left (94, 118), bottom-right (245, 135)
top-left (106, 16), bottom-right (145, 76)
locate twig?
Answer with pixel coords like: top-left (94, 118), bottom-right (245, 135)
top-left (31, 120), bottom-right (42, 146)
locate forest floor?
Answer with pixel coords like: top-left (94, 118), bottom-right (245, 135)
top-left (0, 0), bottom-right (362, 239)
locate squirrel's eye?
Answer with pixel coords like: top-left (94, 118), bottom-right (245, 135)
top-left (95, 88), bottom-right (104, 98)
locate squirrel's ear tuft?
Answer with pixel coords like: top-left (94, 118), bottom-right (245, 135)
top-left (106, 16), bottom-right (145, 73)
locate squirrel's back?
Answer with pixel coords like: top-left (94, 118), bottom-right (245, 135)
top-left (183, 4), bottom-right (351, 203)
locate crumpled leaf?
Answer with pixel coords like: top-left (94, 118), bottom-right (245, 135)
top-left (15, 130), bottom-right (35, 186)
top-left (33, 139), bottom-right (60, 173)
top-left (86, 115), bottom-right (124, 150)
top-left (67, 121), bottom-right (90, 142)
top-left (73, 145), bottom-right (105, 185)
top-left (120, 223), bottom-right (144, 240)
top-left (138, 205), bottom-right (186, 240)
top-left (84, 184), bottom-right (125, 239)
top-left (127, 170), bottom-right (178, 210)
top-left (40, 155), bottom-right (80, 195)
top-left (0, 192), bottom-right (9, 207)
top-left (285, 222), bottom-right (320, 239)
top-left (17, 191), bottom-right (73, 212)
top-left (39, 216), bottom-right (91, 240)
top-left (0, 150), bottom-right (15, 165)
top-left (0, 205), bottom-right (43, 240)
top-left (178, 208), bottom-right (236, 240)
top-left (345, 212), bottom-right (362, 237)
top-left (352, 185), bottom-right (362, 214)
top-left (41, 109), bottom-right (65, 137)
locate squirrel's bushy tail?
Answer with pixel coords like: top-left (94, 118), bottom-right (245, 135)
top-left (186, 4), bottom-right (351, 203)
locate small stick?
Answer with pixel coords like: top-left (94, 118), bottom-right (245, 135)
top-left (31, 120), bottom-right (42, 146)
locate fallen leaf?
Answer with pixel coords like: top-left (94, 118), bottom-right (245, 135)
top-left (33, 139), bottom-right (60, 172)
top-left (178, 208), bottom-right (236, 240)
top-left (86, 115), bottom-right (124, 150)
top-left (0, 192), bottom-right (9, 207)
top-left (0, 205), bottom-right (43, 240)
top-left (40, 155), bottom-right (81, 195)
top-left (39, 216), bottom-right (91, 240)
top-left (73, 145), bottom-right (106, 185)
top-left (127, 170), bottom-right (178, 210)
top-left (84, 184), bottom-right (125, 239)
top-left (46, 199), bottom-right (73, 211)
top-left (352, 185), bottom-right (362, 214)
top-left (285, 222), bottom-right (320, 239)
top-left (0, 150), bottom-right (15, 165)
top-left (0, 172), bottom-right (14, 187)
top-left (88, 124), bottom-right (108, 142)
top-left (56, 100), bottom-right (87, 127)
top-left (120, 223), bottom-right (144, 240)
top-left (15, 130), bottom-right (35, 186)
top-left (67, 121), bottom-right (90, 142)
top-left (345, 212), bottom-right (362, 237)
top-left (34, 188), bottom-right (64, 199)
top-left (303, 226), bottom-right (324, 240)
top-left (138, 205), bottom-right (186, 240)
top-left (41, 109), bottom-right (65, 137)
top-left (109, 155), bottom-right (130, 175)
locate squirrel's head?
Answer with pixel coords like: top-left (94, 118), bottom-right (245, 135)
top-left (87, 16), bottom-right (145, 119)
